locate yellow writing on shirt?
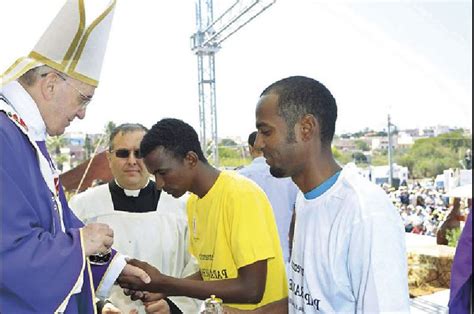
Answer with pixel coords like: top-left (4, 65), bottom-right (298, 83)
top-left (201, 268), bottom-right (229, 280)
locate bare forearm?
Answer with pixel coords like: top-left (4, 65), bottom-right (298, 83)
top-left (185, 271), bottom-right (203, 281)
top-left (254, 298), bottom-right (288, 314)
top-left (118, 259), bottom-right (267, 305)
top-left (224, 298), bottom-right (288, 314)
top-left (160, 275), bottom-right (262, 304)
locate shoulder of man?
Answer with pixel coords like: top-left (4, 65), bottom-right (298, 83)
top-left (69, 183), bottom-right (111, 217)
top-left (70, 183), bottom-right (110, 203)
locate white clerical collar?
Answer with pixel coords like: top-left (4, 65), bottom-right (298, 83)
top-left (115, 179), bottom-right (150, 197)
top-left (1, 81), bottom-right (47, 141)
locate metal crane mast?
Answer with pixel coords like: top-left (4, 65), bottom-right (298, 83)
top-left (191, 0), bottom-right (276, 166)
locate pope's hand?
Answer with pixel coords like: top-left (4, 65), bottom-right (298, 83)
top-left (102, 302), bottom-right (122, 314)
top-left (82, 223), bottom-right (114, 257)
top-left (144, 299), bottom-right (170, 314)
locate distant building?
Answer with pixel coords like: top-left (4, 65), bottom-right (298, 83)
top-left (433, 125), bottom-right (451, 137)
top-left (333, 138), bottom-right (357, 152)
top-left (371, 136), bottom-right (398, 151)
top-left (368, 163), bottom-right (409, 188)
top-left (397, 132), bottom-right (415, 148)
top-left (62, 132), bottom-right (108, 168)
top-left (421, 128), bottom-right (435, 138)
top-left (402, 129), bottom-right (421, 138)
top-left (64, 132), bottom-right (86, 146)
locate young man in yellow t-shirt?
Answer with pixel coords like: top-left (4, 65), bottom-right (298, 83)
top-left (118, 118), bottom-right (288, 312)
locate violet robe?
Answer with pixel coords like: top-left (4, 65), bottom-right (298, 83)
top-left (449, 210), bottom-right (472, 314)
top-left (0, 108), bottom-right (115, 313)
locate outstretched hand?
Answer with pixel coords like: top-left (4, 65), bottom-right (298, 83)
top-left (117, 259), bottom-right (164, 293)
top-left (120, 262), bottom-right (151, 286)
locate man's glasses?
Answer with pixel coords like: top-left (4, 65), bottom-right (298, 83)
top-left (42, 72), bottom-right (92, 108)
top-left (111, 149), bottom-right (143, 159)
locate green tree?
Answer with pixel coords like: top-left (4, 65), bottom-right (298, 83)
top-left (396, 131), bottom-right (471, 179)
top-left (84, 134), bottom-right (92, 160)
top-left (220, 138), bottom-right (238, 147)
top-left (47, 135), bottom-right (67, 155)
top-left (218, 146), bottom-right (250, 168)
top-left (438, 130), bottom-right (471, 153)
top-left (352, 151), bottom-right (368, 164)
top-left (46, 135), bottom-right (68, 171)
top-left (332, 147), bottom-right (352, 165)
top-left (355, 140), bottom-right (370, 152)
top-left (104, 121), bottom-right (117, 145)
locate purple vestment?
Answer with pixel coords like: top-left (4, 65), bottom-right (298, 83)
top-left (449, 210), bottom-right (472, 314)
top-left (0, 110), bottom-right (115, 313)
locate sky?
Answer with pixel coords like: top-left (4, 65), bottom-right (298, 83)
top-left (0, 0), bottom-right (471, 141)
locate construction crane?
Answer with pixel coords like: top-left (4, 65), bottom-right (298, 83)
top-left (191, 0), bottom-right (276, 166)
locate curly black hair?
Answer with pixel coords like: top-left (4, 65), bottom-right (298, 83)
top-left (261, 76), bottom-right (338, 145)
top-left (248, 131), bottom-right (258, 147)
top-left (140, 118), bottom-right (207, 163)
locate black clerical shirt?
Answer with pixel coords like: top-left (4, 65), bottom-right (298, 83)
top-left (109, 180), bottom-right (161, 212)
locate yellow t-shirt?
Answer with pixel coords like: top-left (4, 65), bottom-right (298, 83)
top-left (187, 171), bottom-right (288, 310)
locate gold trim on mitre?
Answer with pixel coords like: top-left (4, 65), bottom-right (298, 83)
top-left (62, 0), bottom-right (86, 67)
top-left (0, 57), bottom-right (42, 87)
top-left (69, 0), bottom-right (116, 75)
top-left (27, 51), bottom-right (99, 87)
top-left (1, 0), bottom-right (116, 88)
top-left (29, 51), bottom-right (66, 73)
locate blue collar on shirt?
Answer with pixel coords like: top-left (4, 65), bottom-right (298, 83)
top-left (304, 170), bottom-right (342, 200)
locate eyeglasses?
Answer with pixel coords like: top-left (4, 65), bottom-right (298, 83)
top-left (42, 72), bottom-right (93, 108)
top-left (56, 73), bottom-right (92, 108)
top-left (111, 149), bottom-right (143, 159)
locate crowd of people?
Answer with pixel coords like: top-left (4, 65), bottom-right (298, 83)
top-left (1, 1), bottom-right (471, 314)
top-left (382, 183), bottom-right (471, 239)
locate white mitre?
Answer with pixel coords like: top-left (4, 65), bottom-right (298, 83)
top-left (1, 0), bottom-right (117, 87)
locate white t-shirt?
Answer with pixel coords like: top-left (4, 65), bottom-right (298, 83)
top-left (239, 157), bottom-right (298, 262)
top-left (288, 166), bottom-right (410, 313)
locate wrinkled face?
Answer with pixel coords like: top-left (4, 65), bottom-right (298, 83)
top-left (144, 147), bottom-right (193, 198)
top-left (42, 73), bottom-right (95, 136)
top-left (255, 93), bottom-right (303, 178)
top-left (107, 130), bottom-right (150, 190)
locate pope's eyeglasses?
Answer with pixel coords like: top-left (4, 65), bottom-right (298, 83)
top-left (42, 72), bottom-right (92, 108)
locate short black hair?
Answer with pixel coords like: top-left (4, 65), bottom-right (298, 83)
top-left (109, 123), bottom-right (148, 150)
top-left (248, 131), bottom-right (258, 147)
top-left (140, 118), bottom-right (207, 163)
top-left (260, 76), bottom-right (337, 145)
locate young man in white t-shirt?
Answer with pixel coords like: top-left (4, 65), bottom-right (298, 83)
top-left (236, 76), bottom-right (410, 313)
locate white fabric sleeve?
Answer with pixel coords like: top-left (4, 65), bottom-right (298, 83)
top-left (95, 253), bottom-right (127, 299)
top-left (347, 212), bottom-right (410, 313)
